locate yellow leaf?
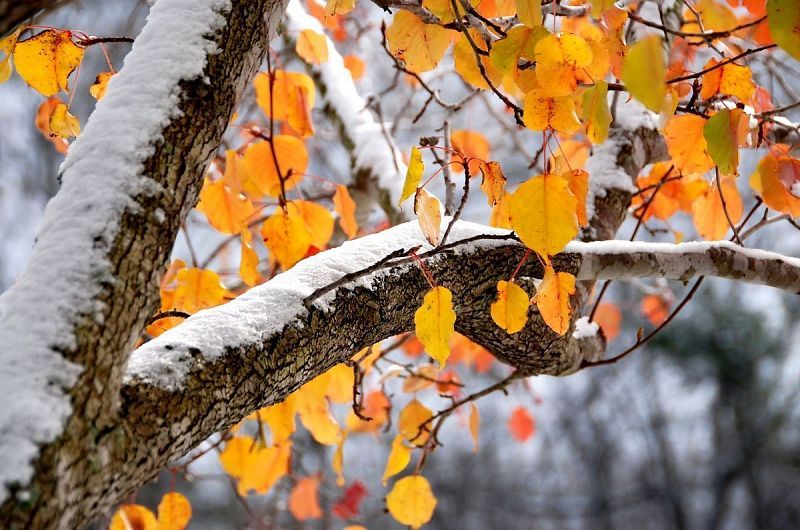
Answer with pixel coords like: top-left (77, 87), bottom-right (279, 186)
top-left (664, 115), bottom-right (715, 175)
top-left (260, 399), bottom-right (296, 444)
top-left (296, 29), bottom-right (329, 64)
top-left (700, 59), bottom-right (755, 103)
top-left (565, 169), bottom-right (589, 227)
top-left (254, 70), bottom-right (316, 138)
top-left (386, 11), bottom-right (452, 73)
top-left (401, 146), bottom-right (424, 203)
top-left (196, 176), bottom-right (255, 235)
top-left (327, 0), bottom-right (356, 15)
top-left (749, 153), bottom-right (800, 217)
top-left (582, 80), bottom-right (611, 144)
top-left (414, 286), bottom-right (456, 367)
top-left (239, 228), bottom-right (261, 287)
top-left (293, 200), bottom-right (334, 249)
top-left (536, 264), bottom-right (575, 335)
top-left (333, 430), bottom-right (346, 486)
top-left (469, 403), bottom-right (479, 452)
top-left (241, 137), bottom-right (307, 198)
top-left (0, 28), bottom-right (22, 84)
top-left (489, 25), bottom-right (548, 78)
top-left (692, 175), bottom-right (743, 240)
top-left (402, 363), bottom-right (438, 393)
top-left (333, 184), bottom-right (358, 238)
top-left (325, 363), bottom-right (355, 404)
top-left (490, 280), bottom-right (530, 334)
top-left (516, 0), bottom-right (542, 27)
top-left (157, 492), bottom-right (192, 530)
top-left (414, 188), bottom-right (442, 246)
top-left (523, 89), bottom-right (581, 134)
top-left (489, 192), bottom-right (512, 228)
top-left (261, 207), bottom-right (311, 269)
top-left (89, 71), bottom-right (113, 100)
top-left (13, 29), bottom-right (84, 96)
top-left (534, 33), bottom-right (593, 97)
top-left (621, 35), bottom-right (665, 112)
top-left (109, 504), bottom-right (157, 530)
top-left (289, 476), bottom-right (323, 521)
top-left (172, 268), bottom-right (227, 313)
top-left (238, 442), bottom-right (292, 495)
top-left (422, 0), bottom-right (457, 23)
top-left (451, 129), bottom-right (490, 175)
top-left (509, 173), bottom-right (578, 256)
top-left (399, 399), bottom-right (434, 446)
top-left (383, 434), bottom-right (412, 485)
top-left (453, 30), bottom-right (503, 90)
top-left (386, 475), bottom-right (438, 529)
top-left (48, 102), bottom-right (80, 139)
top-left (479, 161), bottom-right (507, 206)
top-left (219, 436), bottom-right (257, 479)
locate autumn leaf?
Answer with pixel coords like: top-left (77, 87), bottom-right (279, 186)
top-left (219, 436), bottom-right (257, 479)
top-left (289, 476), bottom-right (323, 521)
top-left (469, 403), bottom-right (480, 452)
top-left (383, 434), bottom-right (413, 485)
top-left (325, 363), bottom-right (355, 404)
top-left (401, 146), bottom-right (424, 203)
top-left (254, 70), bottom-right (316, 138)
top-left (296, 29), bottom-right (329, 64)
top-left (582, 80), bottom-right (611, 144)
top-left (403, 363), bottom-right (438, 393)
top-left (565, 169), bottom-right (589, 227)
top-left (508, 406), bottom-right (535, 442)
top-left (703, 109), bottom-right (745, 176)
top-left (48, 102), bottom-right (80, 139)
top-left (333, 431), bottom-right (346, 486)
top-left (326, 0), bottom-right (356, 15)
top-left (534, 33), bottom-right (593, 97)
top-left (239, 228), bottom-right (261, 287)
top-left (453, 30), bottom-right (503, 90)
top-left (386, 11), bottom-right (452, 73)
top-left (386, 476), bottom-right (438, 529)
top-left (13, 30), bottom-right (84, 97)
top-left (261, 206), bottom-right (311, 269)
top-left (414, 188), bottom-right (443, 246)
top-left (0, 27), bottom-right (21, 84)
top-left (767, 0), bottom-right (800, 60)
top-left (594, 302), bottom-right (622, 341)
top-left (490, 280), bottom-right (530, 334)
top-left (294, 200), bottom-right (335, 248)
top-left (523, 89), bottom-right (581, 134)
top-left (700, 59), bottom-right (755, 103)
top-left (642, 294), bottom-right (670, 326)
top-left (157, 492), bottom-right (192, 530)
top-left (89, 71), bottom-right (113, 100)
top-left (260, 398), bottom-right (297, 443)
top-left (196, 176), bottom-right (255, 235)
top-left (172, 268), bottom-right (227, 313)
top-left (399, 399), bottom-right (433, 446)
top-left (237, 442), bottom-right (292, 495)
top-left (414, 286), bottom-right (456, 367)
top-left (343, 55), bottom-right (365, 79)
top-left (749, 152), bottom-right (800, 217)
top-left (664, 115), bottom-right (715, 175)
top-left (478, 161), bottom-right (506, 206)
top-left (241, 137), bottom-right (307, 198)
top-left (509, 173), bottom-right (578, 256)
top-left (451, 129), bottom-right (490, 174)
top-left (622, 35), bottom-right (666, 112)
top-left (692, 175), bottom-right (743, 240)
top-left (333, 184), bottom-right (358, 238)
top-left (109, 504), bottom-right (157, 530)
top-left (516, 0), bottom-right (542, 27)
top-left (536, 264), bottom-right (575, 335)
top-left (333, 480), bottom-right (368, 519)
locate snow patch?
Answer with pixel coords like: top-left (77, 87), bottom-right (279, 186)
top-left (572, 316), bottom-right (599, 340)
top-left (0, 0), bottom-right (230, 501)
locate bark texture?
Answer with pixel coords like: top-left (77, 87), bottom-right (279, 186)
top-left (0, 0), bottom-right (288, 528)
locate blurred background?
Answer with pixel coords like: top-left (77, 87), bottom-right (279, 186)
top-left (2, 0), bottom-right (800, 528)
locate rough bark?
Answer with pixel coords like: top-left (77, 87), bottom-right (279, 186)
top-left (0, 0), bottom-right (288, 528)
top-left (0, 0), bottom-right (63, 36)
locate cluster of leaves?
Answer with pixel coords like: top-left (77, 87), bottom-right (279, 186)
top-left (4, 0), bottom-right (800, 527)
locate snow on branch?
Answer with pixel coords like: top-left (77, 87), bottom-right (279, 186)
top-left (0, 0), bottom-right (233, 504)
top-left (283, 0), bottom-right (410, 221)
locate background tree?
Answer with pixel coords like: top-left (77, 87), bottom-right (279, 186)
top-left (0, 0), bottom-right (799, 528)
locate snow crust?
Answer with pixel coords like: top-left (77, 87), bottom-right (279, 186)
top-left (283, 1), bottom-right (409, 213)
top-left (0, 0), bottom-right (230, 501)
top-left (572, 316), bottom-right (599, 340)
top-left (126, 220), bottom-right (510, 390)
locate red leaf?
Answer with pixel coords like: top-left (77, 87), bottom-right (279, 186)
top-left (332, 480), bottom-right (368, 519)
top-left (508, 406), bottom-right (536, 442)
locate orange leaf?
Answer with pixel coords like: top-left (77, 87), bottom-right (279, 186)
top-left (536, 264), bottom-right (575, 335)
top-left (593, 302), bottom-right (621, 341)
top-left (343, 55), bottom-right (365, 79)
top-left (333, 184), bottom-right (358, 238)
top-left (239, 228), bottom-right (262, 287)
top-left (749, 152), bottom-right (800, 217)
top-left (157, 492), bottom-right (192, 530)
top-left (398, 399), bottom-right (433, 446)
top-left (109, 504), bottom-right (157, 530)
top-left (641, 294), bottom-right (670, 326)
top-left (294, 200), bottom-right (334, 248)
top-left (692, 175), bottom-right (743, 240)
top-left (172, 268), bottom-right (227, 313)
top-left (523, 89), bottom-right (581, 134)
top-left (534, 33), bottom-right (593, 97)
top-left (402, 363), bottom-right (438, 393)
top-left (219, 436), bottom-right (258, 479)
top-left (451, 130), bottom-right (490, 175)
top-left (196, 176), bottom-right (255, 235)
top-left (261, 207), bottom-right (311, 269)
top-left (254, 70), bottom-right (316, 138)
top-left (289, 476), bottom-right (323, 521)
top-left (700, 59), bottom-right (755, 103)
top-left (296, 29), bottom-right (328, 64)
top-left (479, 161), bottom-right (507, 206)
top-left (414, 188), bottom-right (442, 246)
top-left (241, 137), bottom-right (307, 198)
top-left (508, 406), bottom-right (535, 442)
top-left (664, 115), bottom-right (715, 175)
top-left (469, 403), bottom-right (479, 452)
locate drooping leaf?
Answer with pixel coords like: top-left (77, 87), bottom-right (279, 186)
top-left (401, 146), bottom-right (424, 203)
top-left (508, 173), bottom-right (578, 256)
top-left (386, 11), bottom-right (452, 73)
top-left (196, 176), bottom-right (255, 234)
top-left (479, 161), bottom-right (507, 206)
top-left (157, 492), bottom-right (192, 530)
top-left (453, 30), bottom-right (504, 90)
top-left (622, 35), bottom-right (666, 112)
top-left (172, 268), bottom-right (227, 313)
top-left (523, 89), bottom-right (581, 134)
top-left (333, 480), bottom-right (368, 519)
top-left (48, 102), bottom-right (80, 139)
top-left (383, 435), bottom-right (413, 485)
top-left (289, 476), bottom-right (323, 521)
top-left (326, 0), bottom-right (356, 15)
top-left (386, 476), bottom-right (438, 529)
top-left (749, 152), bottom-right (800, 217)
top-left (664, 115), bottom-right (715, 175)
top-left (451, 129), bottom-right (490, 174)
top-left (343, 54), bottom-right (365, 79)
top-left (692, 175), bottom-right (743, 240)
top-left (333, 184), bottom-right (358, 238)
top-left (296, 29), bottom-right (329, 64)
top-left (254, 70), bottom-right (316, 138)
top-left (89, 71), bottom-right (113, 100)
top-left (414, 286), bottom-right (456, 367)
top-left (261, 206), bottom-right (312, 269)
top-left (767, 0), bottom-right (800, 60)
top-left (469, 403), bottom-right (480, 452)
top-left (508, 406), bottom-right (535, 442)
top-left (565, 169), bottom-right (589, 227)
top-left (403, 363), bottom-right (438, 393)
top-left (109, 504), bottom-right (157, 530)
top-left (399, 399), bottom-right (433, 446)
top-left (294, 200), bottom-right (335, 248)
top-left (536, 264), bottom-right (575, 335)
top-left (241, 137), bottom-right (307, 198)
top-left (13, 30), bottom-right (84, 96)
top-left (490, 280), bottom-right (530, 334)
top-left (414, 188), bottom-right (443, 246)
top-left (593, 302), bottom-right (622, 341)
top-left (0, 28), bottom-right (21, 84)
top-left (703, 109), bottom-right (744, 176)
top-left (239, 228), bottom-right (262, 287)
top-left (700, 59), bottom-right (755, 103)
top-left (534, 33), bottom-right (593, 97)
top-left (582, 80), bottom-right (611, 144)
